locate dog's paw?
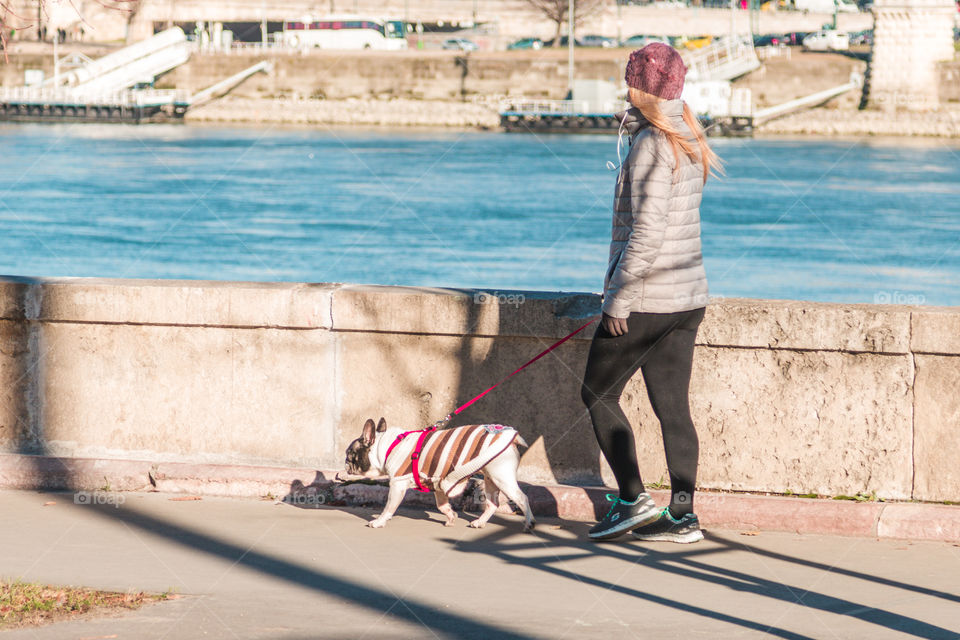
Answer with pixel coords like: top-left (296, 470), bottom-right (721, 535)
top-left (367, 518), bottom-right (387, 528)
top-left (443, 518), bottom-right (457, 527)
top-left (468, 520), bottom-right (487, 529)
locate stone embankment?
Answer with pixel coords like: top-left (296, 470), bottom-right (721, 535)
top-left (185, 96), bottom-right (502, 129)
top-left (186, 95), bottom-right (960, 138)
top-left (756, 106), bottom-right (960, 138)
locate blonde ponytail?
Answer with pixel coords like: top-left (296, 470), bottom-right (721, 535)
top-left (629, 87), bottom-right (724, 184)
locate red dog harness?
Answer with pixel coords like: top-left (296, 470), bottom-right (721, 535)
top-left (384, 425), bottom-right (438, 493)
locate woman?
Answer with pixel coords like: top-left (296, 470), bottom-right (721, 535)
top-left (581, 43), bottom-right (721, 543)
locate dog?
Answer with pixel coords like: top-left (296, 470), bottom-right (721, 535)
top-left (343, 417), bottom-right (535, 531)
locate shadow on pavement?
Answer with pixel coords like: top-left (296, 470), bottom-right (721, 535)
top-left (71, 500), bottom-right (541, 640)
top-left (704, 532), bottom-right (960, 606)
top-left (439, 521), bottom-right (960, 640)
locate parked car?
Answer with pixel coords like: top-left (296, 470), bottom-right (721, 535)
top-left (442, 38), bottom-right (478, 51)
top-left (753, 33), bottom-right (786, 47)
top-left (675, 35), bottom-right (713, 50)
top-left (621, 34), bottom-right (669, 48)
top-left (848, 29), bottom-right (873, 45)
top-left (543, 36), bottom-right (585, 47)
top-left (782, 31), bottom-right (810, 46)
top-left (794, 0), bottom-right (859, 12)
top-left (507, 37), bottom-right (543, 50)
top-left (803, 30), bottom-right (850, 51)
top-left (581, 34), bottom-right (617, 48)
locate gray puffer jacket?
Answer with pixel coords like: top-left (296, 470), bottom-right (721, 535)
top-left (601, 99), bottom-right (709, 317)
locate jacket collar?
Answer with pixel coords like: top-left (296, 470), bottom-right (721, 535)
top-left (659, 99), bottom-right (685, 119)
top-left (615, 99), bottom-right (687, 138)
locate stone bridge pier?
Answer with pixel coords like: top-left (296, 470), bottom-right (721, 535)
top-left (865, 0), bottom-right (957, 111)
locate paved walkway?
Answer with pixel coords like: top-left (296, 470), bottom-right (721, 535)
top-left (1, 489), bottom-right (958, 639)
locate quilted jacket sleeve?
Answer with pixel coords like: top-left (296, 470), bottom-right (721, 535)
top-left (601, 131), bottom-right (672, 318)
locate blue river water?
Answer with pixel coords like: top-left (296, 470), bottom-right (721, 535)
top-left (1, 123), bottom-right (958, 305)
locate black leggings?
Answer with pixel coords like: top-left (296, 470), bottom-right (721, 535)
top-left (580, 307), bottom-right (705, 515)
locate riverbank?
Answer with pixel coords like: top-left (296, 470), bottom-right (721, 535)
top-left (184, 94), bottom-right (960, 138)
top-left (184, 95), bottom-right (502, 128)
top-left (757, 105), bottom-right (960, 137)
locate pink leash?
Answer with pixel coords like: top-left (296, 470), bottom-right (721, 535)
top-left (384, 318), bottom-right (596, 492)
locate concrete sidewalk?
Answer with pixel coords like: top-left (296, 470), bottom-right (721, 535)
top-left (2, 490), bottom-right (959, 639)
top-left (4, 454), bottom-right (960, 542)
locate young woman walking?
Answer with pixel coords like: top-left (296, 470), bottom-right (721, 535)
top-left (581, 43), bottom-right (721, 543)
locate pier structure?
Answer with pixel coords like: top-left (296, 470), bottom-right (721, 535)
top-left (1, 26), bottom-right (270, 124)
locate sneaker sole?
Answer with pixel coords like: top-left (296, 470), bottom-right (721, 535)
top-left (587, 509), bottom-right (661, 541)
top-left (631, 529), bottom-right (704, 544)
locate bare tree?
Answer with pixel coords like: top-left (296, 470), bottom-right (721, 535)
top-left (1, 0), bottom-right (33, 61)
top-left (522, 0), bottom-right (607, 47)
top-left (123, 0), bottom-right (143, 44)
top-left (1, 0), bottom-right (140, 62)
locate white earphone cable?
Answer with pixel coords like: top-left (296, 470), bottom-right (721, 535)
top-left (605, 116), bottom-right (627, 171)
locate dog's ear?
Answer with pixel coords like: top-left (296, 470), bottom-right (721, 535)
top-left (361, 419), bottom-right (376, 446)
top-left (377, 417), bottom-right (387, 432)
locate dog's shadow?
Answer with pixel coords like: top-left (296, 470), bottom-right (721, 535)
top-left (280, 473), bottom-right (525, 527)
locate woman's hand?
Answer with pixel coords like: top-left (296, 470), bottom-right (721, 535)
top-left (602, 312), bottom-right (629, 337)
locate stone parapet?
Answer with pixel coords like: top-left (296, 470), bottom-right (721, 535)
top-left (0, 277), bottom-right (957, 502)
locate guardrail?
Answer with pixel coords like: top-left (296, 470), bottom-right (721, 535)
top-left (0, 86), bottom-right (191, 106)
top-left (684, 35), bottom-right (761, 82)
top-left (500, 99), bottom-right (627, 114)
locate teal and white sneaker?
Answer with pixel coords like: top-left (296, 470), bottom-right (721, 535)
top-left (588, 492), bottom-right (659, 541)
top-left (630, 508), bottom-right (703, 544)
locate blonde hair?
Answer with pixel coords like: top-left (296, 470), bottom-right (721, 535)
top-left (628, 87), bottom-right (723, 184)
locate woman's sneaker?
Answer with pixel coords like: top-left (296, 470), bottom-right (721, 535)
top-left (588, 493), bottom-right (659, 541)
top-left (630, 508), bottom-right (703, 544)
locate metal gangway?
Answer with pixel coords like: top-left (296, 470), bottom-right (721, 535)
top-left (2, 27), bottom-right (270, 124)
top-left (187, 61), bottom-right (273, 108)
top-left (44, 27), bottom-right (193, 93)
top-left (683, 36), bottom-right (762, 83)
top-left (753, 72), bottom-right (863, 125)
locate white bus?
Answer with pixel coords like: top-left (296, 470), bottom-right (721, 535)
top-left (282, 16), bottom-right (408, 50)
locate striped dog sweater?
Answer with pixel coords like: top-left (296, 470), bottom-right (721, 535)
top-left (386, 424), bottom-right (523, 494)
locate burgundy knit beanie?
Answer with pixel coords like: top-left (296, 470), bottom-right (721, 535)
top-left (624, 43), bottom-right (687, 100)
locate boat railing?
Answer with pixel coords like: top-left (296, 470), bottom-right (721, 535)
top-left (500, 99), bottom-right (624, 115)
top-left (0, 86), bottom-right (191, 106)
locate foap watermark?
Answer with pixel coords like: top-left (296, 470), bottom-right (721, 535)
top-left (474, 291), bottom-right (526, 308)
top-left (74, 490), bottom-right (125, 508)
top-left (673, 292), bottom-right (724, 307)
top-left (284, 490), bottom-right (330, 508)
top-left (873, 290), bottom-right (926, 306)
top-left (673, 491), bottom-right (692, 508)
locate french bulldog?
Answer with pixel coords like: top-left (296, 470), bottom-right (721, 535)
top-left (344, 417), bottom-right (535, 531)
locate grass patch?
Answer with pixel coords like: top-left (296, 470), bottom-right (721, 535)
top-left (832, 492), bottom-right (883, 503)
top-left (784, 490), bottom-right (821, 499)
top-left (647, 476), bottom-right (670, 490)
top-left (0, 579), bottom-right (170, 630)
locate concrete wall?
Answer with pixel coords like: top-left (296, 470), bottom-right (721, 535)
top-left (152, 49), bottom-right (868, 105)
top-left (1, 277), bottom-right (958, 502)
top-left (153, 50), bottom-right (628, 101)
top-left (4, 0), bottom-right (871, 45)
top-left (1, 46), bottom-right (866, 105)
